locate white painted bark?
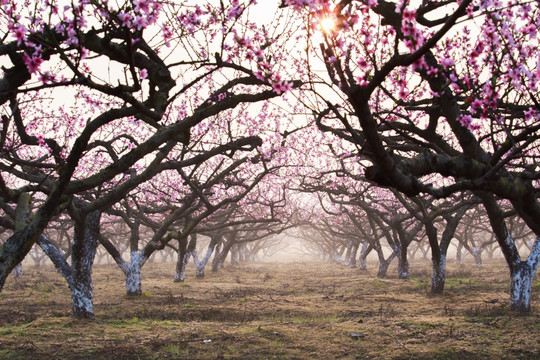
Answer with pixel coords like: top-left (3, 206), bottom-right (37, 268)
top-left (357, 243), bottom-right (370, 271)
top-left (71, 283), bottom-right (94, 319)
top-left (230, 247), bottom-right (239, 267)
top-left (343, 241), bottom-right (352, 267)
top-left (12, 263), bottom-right (22, 278)
top-left (126, 252), bottom-right (142, 296)
top-left (472, 247), bottom-right (483, 268)
top-left (174, 251), bottom-right (192, 282)
top-left (397, 256), bottom-right (409, 279)
top-left (195, 247), bottom-right (214, 278)
top-left (333, 250), bottom-right (342, 264)
top-left (456, 243), bottom-right (463, 264)
top-left (431, 254), bottom-right (446, 294)
top-left (510, 237), bottom-right (540, 312)
top-left (174, 267), bottom-right (184, 282)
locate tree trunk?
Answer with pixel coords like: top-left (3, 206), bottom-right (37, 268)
top-left (195, 236), bottom-right (218, 278)
top-left (230, 245), bottom-right (240, 267)
top-left (509, 261), bottom-right (536, 313)
top-left (70, 210), bottom-right (101, 319)
top-left (377, 260), bottom-right (390, 278)
top-left (358, 242), bottom-right (372, 271)
top-left (12, 263), bottom-right (22, 278)
top-left (211, 242), bottom-right (222, 271)
top-left (377, 252), bottom-right (397, 278)
top-left (349, 242), bottom-right (359, 268)
top-left (126, 252), bottom-right (143, 296)
top-left (456, 243), bottom-right (463, 264)
top-left (397, 245), bottom-right (409, 279)
top-left (472, 247), bottom-right (483, 268)
top-left (174, 236), bottom-right (189, 283)
top-left (343, 241), bottom-right (352, 267)
top-left (0, 193), bottom-right (59, 291)
top-left (71, 281), bottom-right (94, 319)
top-left (431, 254), bottom-right (446, 294)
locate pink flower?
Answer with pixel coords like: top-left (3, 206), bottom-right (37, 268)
top-left (140, 68), bottom-right (148, 80)
top-left (133, 15), bottom-right (148, 30)
top-left (162, 25), bottom-right (173, 47)
top-left (356, 77), bottom-right (368, 87)
top-left (470, 99), bottom-right (483, 114)
top-left (358, 58), bottom-right (368, 69)
top-left (524, 108), bottom-right (537, 121)
top-left (403, 9), bottom-right (416, 21)
top-left (22, 53), bottom-right (43, 74)
top-left (327, 56), bottom-right (337, 64)
top-left (457, 114), bottom-right (479, 131)
top-left (366, 0), bottom-right (378, 8)
top-left (38, 71), bottom-right (57, 84)
top-left (272, 80), bottom-right (292, 94)
top-left (118, 12), bottom-right (132, 27)
top-left (13, 25), bottom-right (26, 46)
top-left (134, 0), bottom-right (150, 14)
top-left (441, 57), bottom-right (455, 69)
top-left (254, 70), bottom-right (266, 81)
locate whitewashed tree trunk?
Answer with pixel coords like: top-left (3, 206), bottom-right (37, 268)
top-left (343, 241), bottom-right (352, 267)
top-left (456, 243), bottom-right (463, 264)
top-left (175, 234), bottom-right (195, 282)
top-left (397, 245), bottom-right (409, 279)
top-left (431, 254), bottom-right (446, 294)
top-left (472, 247), bottom-right (483, 268)
top-left (358, 242), bottom-right (371, 271)
top-left (70, 211), bottom-right (100, 319)
top-left (71, 281), bottom-right (94, 319)
top-left (195, 246), bottom-right (215, 278)
top-left (375, 244), bottom-right (395, 278)
top-left (230, 245), bottom-right (240, 267)
top-left (349, 243), bottom-right (359, 268)
top-left (509, 238), bottom-right (540, 312)
top-left (126, 252), bottom-right (143, 296)
top-left (175, 251), bottom-right (191, 282)
top-left (12, 263), bottom-right (22, 278)
top-left (38, 210), bottom-right (101, 320)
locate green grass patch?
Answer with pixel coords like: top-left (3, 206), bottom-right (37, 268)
top-left (445, 277), bottom-right (478, 289)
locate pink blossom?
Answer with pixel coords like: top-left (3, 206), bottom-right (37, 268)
top-left (118, 12), bottom-right (132, 27)
top-left (358, 58), bottom-right (368, 69)
top-left (13, 25), bottom-right (26, 46)
top-left (457, 114), bottom-right (476, 130)
top-left (272, 80), bottom-right (292, 94)
top-left (356, 77), bottom-right (368, 87)
top-left (133, 15), bottom-right (148, 30)
top-left (254, 70), bottom-right (266, 81)
top-left (38, 71), bottom-right (57, 84)
top-left (140, 68), bottom-right (148, 80)
top-left (22, 53), bottom-right (43, 74)
top-left (524, 108), bottom-right (537, 121)
top-left (366, 0), bottom-right (378, 8)
top-left (162, 25), bottom-right (173, 47)
top-left (327, 56), bottom-right (337, 64)
top-left (134, 0), bottom-right (150, 14)
top-left (403, 9), bottom-right (416, 22)
top-left (470, 99), bottom-right (483, 114)
top-left (441, 57), bottom-right (455, 69)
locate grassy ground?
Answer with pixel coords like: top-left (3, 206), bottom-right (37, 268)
top-left (0, 258), bottom-right (538, 359)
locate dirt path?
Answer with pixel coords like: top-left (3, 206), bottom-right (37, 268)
top-left (0, 259), bottom-right (538, 359)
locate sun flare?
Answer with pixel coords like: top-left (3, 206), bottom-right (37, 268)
top-left (320, 17), bottom-right (336, 33)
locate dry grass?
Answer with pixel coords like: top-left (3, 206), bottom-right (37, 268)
top-left (0, 258), bottom-right (538, 359)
